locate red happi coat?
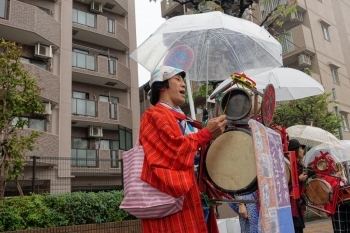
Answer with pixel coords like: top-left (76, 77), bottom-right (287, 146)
top-left (139, 104), bottom-right (215, 233)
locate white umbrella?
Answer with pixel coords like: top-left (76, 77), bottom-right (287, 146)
top-left (208, 67), bottom-right (324, 102)
top-left (286, 125), bottom-right (341, 148)
top-left (130, 11), bottom-right (283, 82)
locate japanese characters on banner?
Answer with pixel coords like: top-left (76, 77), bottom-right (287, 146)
top-left (249, 119), bottom-right (294, 233)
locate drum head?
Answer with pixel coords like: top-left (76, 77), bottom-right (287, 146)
top-left (316, 160), bottom-right (328, 171)
top-left (205, 128), bottom-right (257, 194)
top-left (220, 88), bottom-right (252, 121)
top-left (305, 179), bottom-right (332, 205)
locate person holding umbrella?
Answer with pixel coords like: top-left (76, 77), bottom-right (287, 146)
top-left (139, 66), bottom-right (227, 233)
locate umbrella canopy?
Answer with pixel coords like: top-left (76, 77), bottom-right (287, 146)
top-left (130, 11), bottom-right (283, 81)
top-left (286, 125), bottom-right (341, 148)
top-left (304, 141), bottom-right (350, 168)
top-left (208, 67), bottom-right (324, 102)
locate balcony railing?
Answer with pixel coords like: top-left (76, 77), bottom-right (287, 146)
top-left (280, 32), bottom-right (295, 54)
top-left (71, 149), bottom-right (98, 167)
top-left (71, 98), bottom-right (97, 117)
top-left (110, 103), bottom-right (118, 120)
top-left (72, 52), bottom-right (95, 71)
top-left (259, 0), bottom-right (287, 20)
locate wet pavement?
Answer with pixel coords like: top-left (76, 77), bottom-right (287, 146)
top-left (305, 218), bottom-right (333, 233)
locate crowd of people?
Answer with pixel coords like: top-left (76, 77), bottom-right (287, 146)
top-left (134, 65), bottom-right (349, 233)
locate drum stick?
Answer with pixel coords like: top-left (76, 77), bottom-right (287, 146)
top-left (306, 207), bottom-right (322, 217)
top-left (210, 199), bottom-right (258, 204)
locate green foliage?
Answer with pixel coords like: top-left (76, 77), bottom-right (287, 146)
top-left (0, 191), bottom-right (133, 232)
top-left (0, 39), bottom-right (44, 198)
top-left (272, 93), bottom-right (342, 137)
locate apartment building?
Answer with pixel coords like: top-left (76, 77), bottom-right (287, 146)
top-left (150, 0), bottom-right (350, 139)
top-left (0, 0), bottom-right (139, 195)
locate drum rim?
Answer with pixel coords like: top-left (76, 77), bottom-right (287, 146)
top-left (204, 127), bottom-right (258, 195)
top-left (220, 88), bottom-right (252, 121)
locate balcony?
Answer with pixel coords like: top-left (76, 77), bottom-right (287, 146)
top-left (72, 9), bottom-right (129, 51)
top-left (22, 63), bottom-right (59, 104)
top-left (19, 129), bottom-right (59, 159)
top-left (161, 0), bottom-right (185, 18)
top-left (0, 0), bottom-right (60, 47)
top-left (280, 25), bottom-right (315, 66)
top-left (71, 101), bottom-right (132, 130)
top-left (71, 149), bottom-right (122, 176)
top-left (72, 55), bottom-right (131, 89)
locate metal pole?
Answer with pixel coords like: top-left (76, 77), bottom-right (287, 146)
top-left (332, 88), bottom-right (349, 183)
top-left (332, 88), bottom-right (343, 140)
top-left (31, 156), bottom-right (38, 194)
top-left (120, 159), bottom-right (124, 190)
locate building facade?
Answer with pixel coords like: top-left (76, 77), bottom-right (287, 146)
top-left (0, 0), bottom-right (139, 195)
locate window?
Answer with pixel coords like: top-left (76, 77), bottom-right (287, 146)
top-left (119, 126), bottom-right (132, 151)
top-left (322, 25), bottom-right (330, 41)
top-left (72, 49), bottom-right (95, 71)
top-left (0, 0), bottom-right (6, 19)
top-left (99, 95), bottom-right (119, 104)
top-left (71, 138), bottom-right (98, 167)
top-left (72, 138), bottom-right (89, 149)
top-left (12, 117), bottom-right (46, 131)
top-left (341, 114), bottom-right (349, 132)
top-left (72, 9), bottom-right (95, 28)
top-left (330, 67), bottom-right (340, 85)
top-left (108, 19), bottom-right (115, 34)
top-left (99, 139), bottom-right (118, 150)
top-left (99, 95), bottom-right (109, 103)
top-left (73, 91), bottom-right (88, 99)
top-left (37, 6), bottom-right (50, 15)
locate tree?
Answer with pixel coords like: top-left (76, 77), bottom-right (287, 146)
top-left (0, 39), bottom-right (44, 199)
top-left (150, 0), bottom-right (296, 29)
top-left (272, 93), bottom-right (342, 137)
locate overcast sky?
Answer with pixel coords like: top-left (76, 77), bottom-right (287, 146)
top-left (135, 0), bottom-right (165, 87)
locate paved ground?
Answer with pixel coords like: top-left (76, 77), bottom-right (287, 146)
top-left (305, 218), bottom-right (334, 233)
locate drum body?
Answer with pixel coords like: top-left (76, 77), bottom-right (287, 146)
top-left (285, 162), bottom-right (291, 184)
top-left (205, 128), bottom-right (257, 195)
top-left (305, 178), bottom-right (332, 205)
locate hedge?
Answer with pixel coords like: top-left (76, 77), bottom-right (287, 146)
top-left (0, 191), bottom-right (135, 232)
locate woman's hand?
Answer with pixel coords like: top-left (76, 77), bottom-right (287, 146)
top-left (299, 173), bottom-right (308, 181)
top-left (238, 204), bottom-right (248, 218)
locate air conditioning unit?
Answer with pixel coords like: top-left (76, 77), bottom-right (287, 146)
top-left (290, 11), bottom-right (303, 22)
top-left (298, 54), bottom-right (311, 66)
top-left (90, 1), bottom-right (103, 14)
top-left (43, 102), bottom-right (52, 115)
top-left (34, 43), bottom-right (52, 58)
top-left (89, 126), bottom-right (103, 137)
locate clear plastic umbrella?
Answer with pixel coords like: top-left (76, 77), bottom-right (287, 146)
top-left (304, 143), bottom-right (346, 168)
top-left (286, 125), bottom-right (342, 148)
top-left (130, 11), bottom-right (283, 82)
top-left (208, 67), bottom-right (324, 102)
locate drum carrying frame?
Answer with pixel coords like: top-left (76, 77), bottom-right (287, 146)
top-left (197, 73), bottom-right (277, 206)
